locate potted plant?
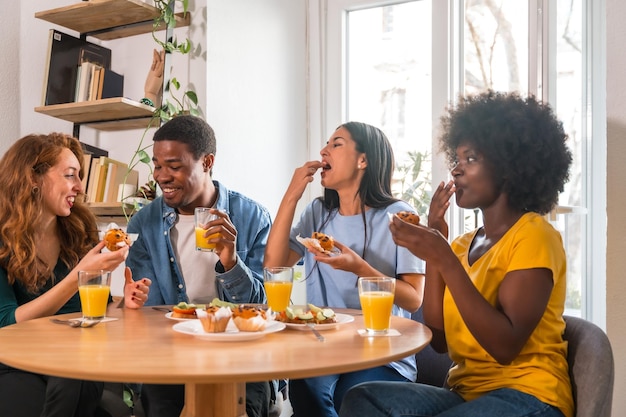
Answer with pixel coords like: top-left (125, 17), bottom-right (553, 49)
top-left (121, 0), bottom-right (200, 219)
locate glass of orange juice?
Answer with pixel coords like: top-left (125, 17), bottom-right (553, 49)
top-left (358, 277), bottom-right (396, 335)
top-left (263, 267), bottom-right (294, 312)
top-left (195, 207), bottom-right (220, 251)
top-left (78, 270), bottom-right (111, 320)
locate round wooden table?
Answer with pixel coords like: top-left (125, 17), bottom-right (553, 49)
top-left (0, 307), bottom-right (431, 417)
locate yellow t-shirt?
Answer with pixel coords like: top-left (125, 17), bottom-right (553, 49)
top-left (445, 212), bottom-right (573, 417)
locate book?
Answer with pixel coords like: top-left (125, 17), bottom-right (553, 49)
top-left (95, 162), bottom-right (109, 202)
top-left (75, 61), bottom-right (95, 102)
top-left (98, 68), bottom-right (124, 99)
top-left (86, 158), bottom-right (101, 203)
top-left (41, 29), bottom-right (111, 106)
top-left (88, 65), bottom-right (103, 101)
top-left (81, 153), bottom-right (93, 195)
top-left (102, 158), bottom-right (130, 203)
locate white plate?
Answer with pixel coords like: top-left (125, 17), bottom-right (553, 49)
top-left (282, 313), bottom-right (354, 331)
top-left (165, 312), bottom-right (197, 321)
top-left (172, 320), bottom-right (286, 342)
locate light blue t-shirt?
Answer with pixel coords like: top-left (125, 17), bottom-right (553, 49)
top-left (289, 198), bottom-right (425, 381)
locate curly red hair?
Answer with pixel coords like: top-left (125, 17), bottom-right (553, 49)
top-left (0, 133), bottom-right (99, 292)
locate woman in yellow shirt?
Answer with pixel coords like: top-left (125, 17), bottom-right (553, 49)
top-left (339, 90), bottom-right (574, 417)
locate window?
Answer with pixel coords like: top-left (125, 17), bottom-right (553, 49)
top-left (321, 0), bottom-right (604, 323)
top-left (345, 1), bottom-right (433, 215)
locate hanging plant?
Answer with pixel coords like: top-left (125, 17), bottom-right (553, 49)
top-left (121, 0), bottom-right (200, 219)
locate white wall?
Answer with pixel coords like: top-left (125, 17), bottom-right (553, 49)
top-left (202, 0), bottom-right (308, 217)
top-left (0, 2), bottom-right (19, 151)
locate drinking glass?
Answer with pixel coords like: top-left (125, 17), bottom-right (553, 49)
top-left (195, 207), bottom-right (219, 251)
top-left (263, 267), bottom-right (294, 312)
top-left (358, 277), bottom-right (396, 335)
top-left (78, 270), bottom-right (111, 320)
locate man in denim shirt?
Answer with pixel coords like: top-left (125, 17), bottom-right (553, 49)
top-left (126, 115), bottom-right (273, 417)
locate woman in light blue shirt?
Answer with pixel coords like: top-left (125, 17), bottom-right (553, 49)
top-left (265, 121), bottom-right (425, 417)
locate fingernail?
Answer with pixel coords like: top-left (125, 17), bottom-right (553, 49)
top-left (132, 292), bottom-right (137, 296)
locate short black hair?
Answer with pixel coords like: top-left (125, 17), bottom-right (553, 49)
top-left (153, 115), bottom-right (216, 160)
top-left (439, 90), bottom-right (572, 214)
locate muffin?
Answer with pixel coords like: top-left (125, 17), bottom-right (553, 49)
top-left (312, 232), bottom-right (335, 252)
top-left (196, 306), bottom-right (232, 333)
top-left (104, 228), bottom-right (131, 251)
top-left (396, 211), bottom-right (420, 225)
top-left (232, 305), bottom-right (268, 332)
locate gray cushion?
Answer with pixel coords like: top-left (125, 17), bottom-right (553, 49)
top-left (412, 308), bottom-right (453, 387)
top-left (564, 315), bottom-right (614, 417)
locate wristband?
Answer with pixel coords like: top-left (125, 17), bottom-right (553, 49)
top-left (140, 97), bottom-right (155, 107)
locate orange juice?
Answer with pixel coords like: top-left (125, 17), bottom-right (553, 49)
top-left (359, 291), bottom-right (394, 332)
top-left (79, 284), bottom-right (110, 319)
top-left (195, 227), bottom-right (220, 251)
top-left (264, 281), bottom-right (293, 311)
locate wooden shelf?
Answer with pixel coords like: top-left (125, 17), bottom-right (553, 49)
top-left (88, 202), bottom-right (133, 217)
top-left (35, 0), bottom-right (190, 41)
top-left (35, 97), bottom-right (161, 131)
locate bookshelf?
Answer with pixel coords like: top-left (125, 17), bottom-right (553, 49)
top-left (35, 0), bottom-right (188, 216)
top-left (35, 0), bottom-right (190, 41)
top-left (88, 202), bottom-right (135, 219)
top-left (35, 0), bottom-right (190, 131)
top-left (35, 97), bottom-right (156, 131)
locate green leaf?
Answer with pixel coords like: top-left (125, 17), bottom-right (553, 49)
top-left (185, 90), bottom-right (198, 105)
top-left (137, 150), bottom-right (151, 164)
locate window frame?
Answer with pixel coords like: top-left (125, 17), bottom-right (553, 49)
top-left (311, 0), bottom-right (606, 326)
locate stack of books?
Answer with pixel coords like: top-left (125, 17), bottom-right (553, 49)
top-left (74, 62), bottom-right (124, 103)
top-left (81, 143), bottom-right (138, 204)
top-left (42, 29), bottom-right (124, 106)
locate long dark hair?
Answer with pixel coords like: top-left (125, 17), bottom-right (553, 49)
top-left (316, 121), bottom-right (400, 256)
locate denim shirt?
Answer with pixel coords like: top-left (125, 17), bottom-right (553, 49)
top-left (126, 180), bottom-right (271, 306)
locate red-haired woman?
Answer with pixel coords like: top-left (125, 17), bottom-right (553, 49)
top-left (0, 133), bottom-right (150, 417)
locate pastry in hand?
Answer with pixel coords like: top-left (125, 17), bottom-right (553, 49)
top-left (295, 232), bottom-right (339, 255)
top-left (396, 211), bottom-right (420, 225)
top-left (312, 232), bottom-right (335, 252)
top-left (104, 228), bottom-right (131, 251)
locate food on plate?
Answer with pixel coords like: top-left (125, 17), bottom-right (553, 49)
top-left (208, 297), bottom-right (238, 309)
top-left (395, 211), bottom-right (420, 225)
top-left (312, 232), bottom-right (335, 252)
top-left (295, 233), bottom-right (339, 256)
top-left (276, 303), bottom-right (337, 325)
top-left (232, 305), bottom-right (268, 332)
top-left (103, 228), bottom-right (131, 251)
top-left (172, 302), bottom-right (204, 319)
top-left (196, 306), bottom-right (232, 333)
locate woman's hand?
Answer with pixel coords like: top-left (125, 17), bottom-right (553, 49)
top-left (123, 267), bottom-right (151, 309)
top-left (389, 217), bottom-right (451, 265)
top-left (74, 241), bottom-right (129, 275)
top-left (284, 161), bottom-right (323, 202)
top-left (312, 241), bottom-right (371, 276)
top-left (427, 180), bottom-right (455, 238)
